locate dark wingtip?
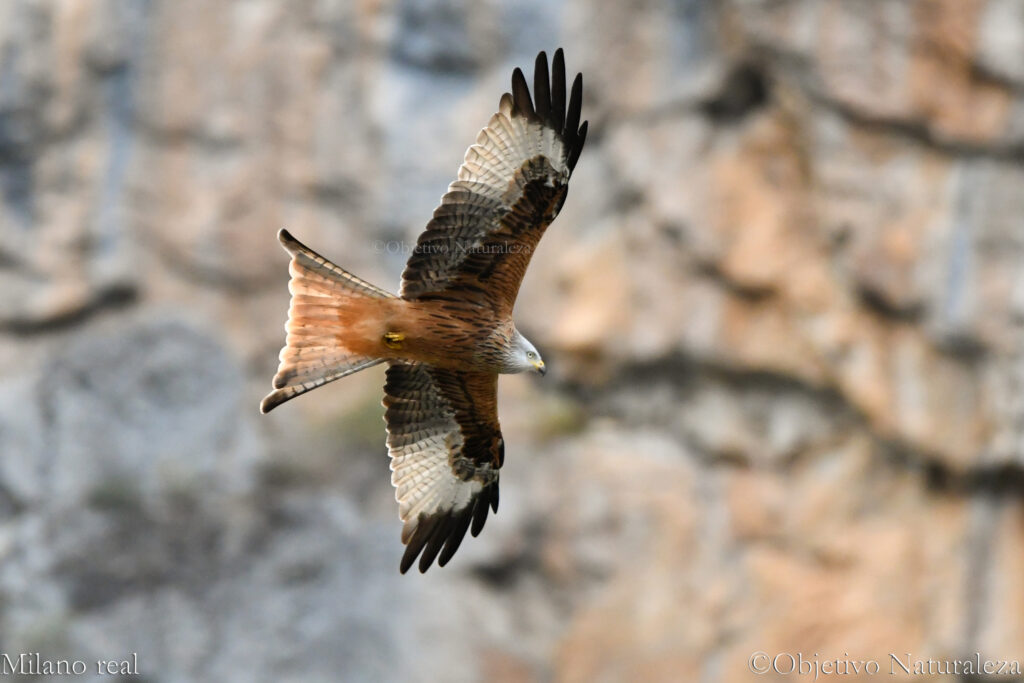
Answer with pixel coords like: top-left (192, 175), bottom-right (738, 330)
top-left (567, 120), bottom-right (588, 171)
top-left (399, 533), bottom-right (420, 573)
top-left (399, 541), bottom-right (414, 573)
top-left (534, 51), bottom-right (551, 123)
top-left (278, 227), bottom-right (296, 248)
top-left (418, 515), bottom-right (453, 572)
top-left (437, 509), bottom-right (473, 567)
top-left (400, 507), bottom-right (479, 573)
top-left (511, 67), bottom-right (535, 120)
top-left (259, 393), bottom-right (280, 414)
top-left (470, 486), bottom-right (495, 537)
top-left (551, 48), bottom-right (567, 136)
top-left (511, 50), bottom-right (584, 168)
top-left (400, 515), bottom-right (437, 574)
top-left (277, 227), bottom-right (309, 258)
top-left (565, 73), bottom-right (583, 139)
top-left (397, 491), bottom-right (500, 571)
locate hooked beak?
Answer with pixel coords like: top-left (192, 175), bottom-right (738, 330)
top-left (534, 359), bottom-right (546, 376)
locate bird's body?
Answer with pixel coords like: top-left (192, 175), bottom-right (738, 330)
top-left (262, 49), bottom-right (587, 573)
top-left (280, 276), bottom-right (518, 372)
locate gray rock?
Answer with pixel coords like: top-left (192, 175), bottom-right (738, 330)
top-left (39, 317), bottom-right (246, 509)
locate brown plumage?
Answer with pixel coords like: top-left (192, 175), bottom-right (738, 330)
top-left (261, 49), bottom-right (587, 573)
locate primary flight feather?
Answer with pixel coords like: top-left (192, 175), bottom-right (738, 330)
top-left (261, 49), bottom-right (588, 573)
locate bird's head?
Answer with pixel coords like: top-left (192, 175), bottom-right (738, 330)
top-left (506, 330), bottom-right (546, 376)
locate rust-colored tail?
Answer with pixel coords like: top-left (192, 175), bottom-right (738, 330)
top-left (261, 229), bottom-right (395, 413)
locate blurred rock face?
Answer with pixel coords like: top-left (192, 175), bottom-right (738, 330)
top-left (1, 0), bottom-right (1023, 681)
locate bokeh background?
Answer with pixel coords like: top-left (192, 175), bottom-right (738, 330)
top-left (2, 0), bottom-right (1024, 681)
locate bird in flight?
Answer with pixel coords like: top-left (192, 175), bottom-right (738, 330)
top-left (261, 49), bottom-right (588, 573)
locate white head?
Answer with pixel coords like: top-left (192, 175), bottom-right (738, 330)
top-left (504, 330), bottom-right (546, 375)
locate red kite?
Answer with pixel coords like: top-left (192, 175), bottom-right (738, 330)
top-left (262, 49), bottom-right (587, 573)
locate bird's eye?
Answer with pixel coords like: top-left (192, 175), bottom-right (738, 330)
top-left (527, 351), bottom-right (535, 359)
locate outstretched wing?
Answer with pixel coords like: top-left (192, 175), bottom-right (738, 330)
top-left (400, 49), bottom-right (588, 314)
top-left (383, 363), bottom-right (503, 573)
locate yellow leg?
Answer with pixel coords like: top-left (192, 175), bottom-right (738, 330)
top-left (382, 331), bottom-right (405, 350)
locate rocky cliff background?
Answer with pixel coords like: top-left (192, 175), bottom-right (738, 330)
top-left (1, 1), bottom-right (1023, 681)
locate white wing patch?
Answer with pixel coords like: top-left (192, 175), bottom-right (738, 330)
top-left (389, 420), bottom-right (481, 540)
top-left (452, 93), bottom-right (570, 206)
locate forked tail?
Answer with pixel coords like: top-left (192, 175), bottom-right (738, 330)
top-left (261, 229), bottom-right (395, 413)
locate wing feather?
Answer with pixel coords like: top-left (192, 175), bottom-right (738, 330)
top-left (511, 67), bottom-right (535, 120)
top-left (533, 52), bottom-right (551, 123)
top-left (551, 50), bottom-right (566, 133)
top-left (438, 506), bottom-right (474, 566)
top-left (384, 363), bottom-right (502, 573)
top-left (400, 49), bottom-right (588, 311)
top-left (565, 73), bottom-right (583, 151)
